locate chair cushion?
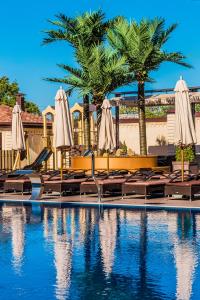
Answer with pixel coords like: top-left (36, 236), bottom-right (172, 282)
top-left (44, 178), bottom-right (85, 184)
top-left (166, 180), bottom-right (200, 186)
top-left (124, 179), bottom-right (167, 187)
top-left (5, 179), bottom-right (30, 183)
top-left (81, 178), bottom-right (126, 185)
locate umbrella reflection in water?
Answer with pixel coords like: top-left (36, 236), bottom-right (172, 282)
top-left (167, 212), bottom-right (198, 300)
top-left (52, 209), bottom-right (73, 300)
top-left (2, 206), bottom-right (26, 273)
top-left (99, 209), bottom-right (117, 277)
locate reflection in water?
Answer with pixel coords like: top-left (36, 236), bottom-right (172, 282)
top-left (168, 212), bottom-right (198, 300)
top-left (53, 209), bottom-right (72, 300)
top-left (0, 205), bottom-right (200, 299)
top-left (99, 209), bottom-right (117, 277)
top-left (43, 208), bottom-right (73, 300)
top-left (2, 206), bottom-right (26, 273)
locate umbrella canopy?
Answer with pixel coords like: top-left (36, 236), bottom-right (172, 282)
top-left (174, 78), bottom-right (197, 145)
top-left (54, 88), bottom-right (73, 149)
top-left (98, 99), bottom-right (116, 151)
top-left (11, 103), bottom-right (26, 151)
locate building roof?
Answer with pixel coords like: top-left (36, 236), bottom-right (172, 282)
top-left (0, 105), bottom-right (49, 128)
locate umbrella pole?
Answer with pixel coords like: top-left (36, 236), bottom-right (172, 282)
top-left (60, 150), bottom-right (63, 180)
top-left (181, 148), bottom-right (184, 182)
top-left (13, 151), bottom-right (19, 170)
top-left (26, 137), bottom-right (30, 165)
top-left (107, 150), bottom-right (109, 175)
top-left (18, 150), bottom-right (21, 169)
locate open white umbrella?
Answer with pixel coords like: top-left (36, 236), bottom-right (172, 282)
top-left (174, 77), bottom-right (196, 181)
top-left (54, 87), bottom-right (73, 178)
top-left (12, 103), bottom-right (26, 169)
top-left (98, 98), bottom-right (115, 172)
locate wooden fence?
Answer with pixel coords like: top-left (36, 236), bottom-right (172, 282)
top-left (0, 150), bottom-right (16, 172)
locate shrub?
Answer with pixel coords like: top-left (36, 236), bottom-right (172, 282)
top-left (121, 141), bottom-right (127, 154)
top-left (175, 145), bottom-right (195, 162)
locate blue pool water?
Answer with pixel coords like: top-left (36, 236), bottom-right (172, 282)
top-left (0, 204), bottom-right (200, 300)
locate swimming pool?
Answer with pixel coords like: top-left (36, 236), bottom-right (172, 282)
top-left (0, 204), bottom-right (199, 300)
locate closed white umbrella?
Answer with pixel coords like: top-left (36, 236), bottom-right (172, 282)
top-left (98, 98), bottom-right (116, 173)
top-left (54, 88), bottom-right (73, 148)
top-left (12, 103), bottom-right (26, 169)
top-left (54, 87), bottom-right (73, 178)
top-left (174, 77), bottom-right (196, 181)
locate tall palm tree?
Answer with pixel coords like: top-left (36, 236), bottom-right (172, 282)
top-left (108, 17), bottom-right (191, 155)
top-left (46, 45), bottom-right (134, 146)
top-left (43, 10), bottom-right (117, 149)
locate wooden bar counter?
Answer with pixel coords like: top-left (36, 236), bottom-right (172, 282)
top-left (71, 156), bottom-right (158, 171)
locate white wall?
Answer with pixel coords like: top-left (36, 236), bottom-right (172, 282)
top-left (119, 114), bottom-right (200, 154)
top-left (119, 121), bottom-right (167, 154)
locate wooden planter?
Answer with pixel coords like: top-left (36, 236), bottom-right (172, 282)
top-left (172, 161), bottom-right (199, 174)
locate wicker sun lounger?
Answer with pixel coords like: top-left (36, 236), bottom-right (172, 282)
top-left (4, 178), bottom-right (32, 194)
top-left (165, 180), bottom-right (200, 201)
top-left (44, 178), bottom-right (86, 196)
top-left (80, 169), bottom-right (169, 201)
top-left (122, 179), bottom-right (168, 199)
top-left (121, 170), bottom-right (193, 200)
top-left (80, 177), bottom-right (126, 197)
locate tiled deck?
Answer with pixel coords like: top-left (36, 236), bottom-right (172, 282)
top-left (1, 192), bottom-right (200, 210)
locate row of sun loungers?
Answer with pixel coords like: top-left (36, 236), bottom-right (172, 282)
top-left (1, 169), bottom-right (200, 201)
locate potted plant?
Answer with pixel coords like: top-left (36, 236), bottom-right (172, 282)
top-left (172, 145), bottom-right (198, 174)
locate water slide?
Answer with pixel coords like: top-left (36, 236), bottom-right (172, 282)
top-left (23, 147), bottom-right (52, 171)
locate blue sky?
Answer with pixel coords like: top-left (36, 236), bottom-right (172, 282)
top-left (0, 0), bottom-right (200, 111)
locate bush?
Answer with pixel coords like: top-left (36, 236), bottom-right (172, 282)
top-left (121, 141), bottom-right (127, 154)
top-left (175, 145), bottom-right (195, 162)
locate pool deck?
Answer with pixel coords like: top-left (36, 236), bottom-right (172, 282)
top-left (1, 192), bottom-right (200, 211)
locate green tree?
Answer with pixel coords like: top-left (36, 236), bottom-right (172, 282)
top-left (0, 76), bottom-right (40, 114)
top-left (43, 10), bottom-right (115, 149)
top-left (108, 17), bottom-right (191, 154)
top-left (46, 45), bottom-right (134, 145)
top-left (24, 101), bottom-right (40, 114)
top-left (0, 76), bottom-right (19, 106)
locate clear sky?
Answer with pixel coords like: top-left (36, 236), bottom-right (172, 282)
top-left (0, 0), bottom-right (200, 111)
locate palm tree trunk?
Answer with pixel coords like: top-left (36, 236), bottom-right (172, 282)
top-left (83, 94), bottom-right (90, 150)
top-left (96, 103), bottom-right (102, 151)
top-left (138, 82), bottom-right (147, 155)
top-left (93, 94), bottom-right (104, 151)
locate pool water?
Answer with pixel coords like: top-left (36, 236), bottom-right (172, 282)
top-left (0, 204), bottom-right (200, 300)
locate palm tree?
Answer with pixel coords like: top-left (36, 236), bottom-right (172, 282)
top-left (108, 17), bottom-right (191, 155)
top-left (46, 45), bottom-right (134, 146)
top-left (43, 10), bottom-right (116, 149)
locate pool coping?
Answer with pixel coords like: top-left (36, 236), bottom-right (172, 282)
top-left (1, 197), bottom-right (200, 212)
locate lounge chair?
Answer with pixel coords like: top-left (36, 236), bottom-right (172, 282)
top-left (80, 177), bottom-right (126, 198)
top-left (80, 169), bottom-right (161, 200)
top-left (4, 177), bottom-right (32, 194)
top-left (165, 178), bottom-right (200, 201)
top-left (121, 170), bottom-right (188, 200)
top-left (44, 178), bottom-right (86, 196)
top-left (122, 179), bottom-right (167, 200)
top-left (3, 168), bottom-right (86, 196)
